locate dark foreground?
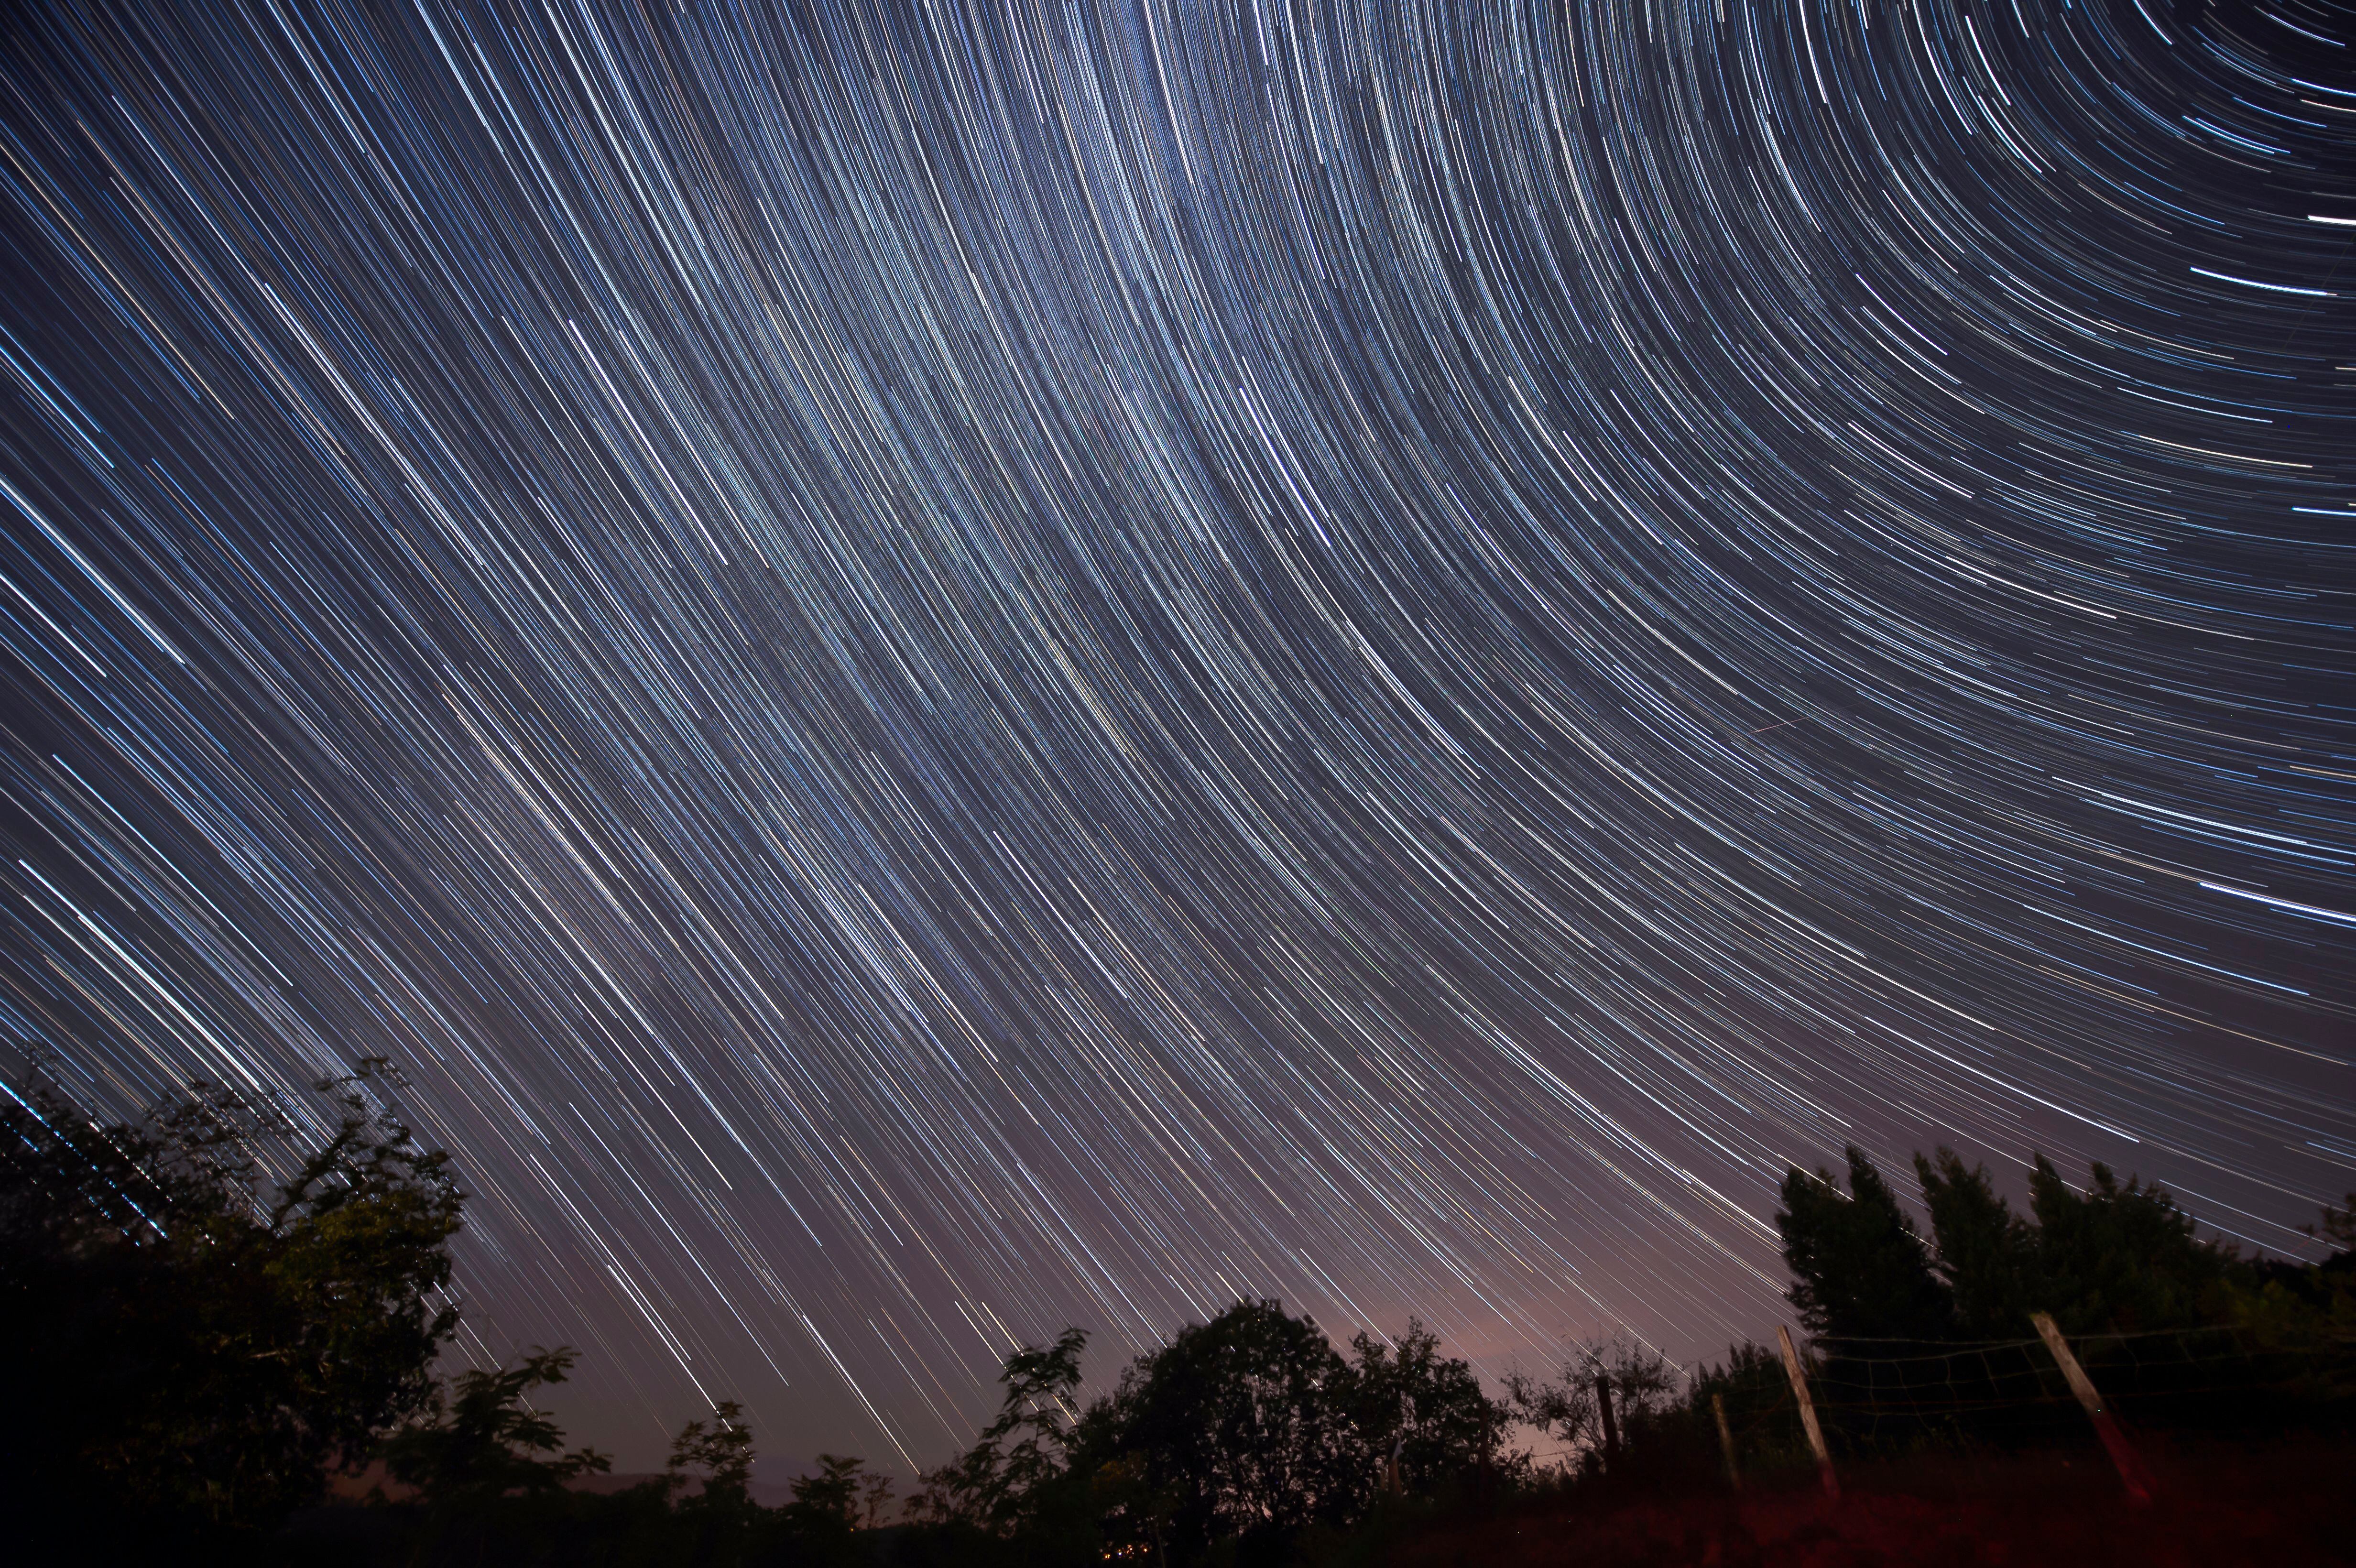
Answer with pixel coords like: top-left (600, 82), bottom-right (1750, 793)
top-left (1374, 1435), bottom-right (2347, 1568)
top-left (260, 1432), bottom-right (2347, 1568)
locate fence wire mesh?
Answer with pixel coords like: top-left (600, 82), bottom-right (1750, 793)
top-left (1519, 1320), bottom-right (2347, 1483)
top-left (1792, 1322), bottom-right (2335, 1451)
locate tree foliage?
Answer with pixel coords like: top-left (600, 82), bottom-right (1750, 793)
top-left (1342, 1318), bottom-right (1512, 1497)
top-left (2216, 1191), bottom-right (2356, 1400)
top-left (2024, 1153), bottom-right (2233, 1334)
top-left (1775, 1146), bottom-right (1951, 1341)
top-left (28, 1059), bottom-right (2345, 1568)
top-left (916, 1325), bottom-right (1090, 1536)
top-left (1109, 1298), bottom-right (1368, 1559)
top-left (914, 1302), bottom-right (1517, 1566)
top-left (1779, 1143), bottom-right (2258, 1345)
top-left (1506, 1337), bottom-right (1681, 1468)
top-left (381, 1346), bottom-right (611, 1502)
top-left (0, 1062), bottom-right (462, 1545)
top-left (788, 1453), bottom-right (868, 1528)
top-left (667, 1398), bottom-right (757, 1512)
top-left (1913, 1148), bottom-right (2039, 1338)
top-left (1766, 1143), bottom-right (2356, 1456)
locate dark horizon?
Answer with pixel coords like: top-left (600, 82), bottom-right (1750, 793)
top-left (1, 0), bottom-right (2350, 1473)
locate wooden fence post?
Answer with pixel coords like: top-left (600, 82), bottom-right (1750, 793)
top-left (1712, 1393), bottom-right (1740, 1490)
top-left (1776, 1324), bottom-right (1839, 1502)
top-left (2030, 1312), bottom-right (2153, 1506)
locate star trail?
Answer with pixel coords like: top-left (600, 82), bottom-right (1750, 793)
top-left (1, 0), bottom-right (2351, 1469)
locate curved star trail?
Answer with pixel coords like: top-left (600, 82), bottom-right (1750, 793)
top-left (1, 0), bottom-right (2352, 1467)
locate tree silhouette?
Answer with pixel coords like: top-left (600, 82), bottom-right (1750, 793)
top-left (666, 1398), bottom-right (757, 1511)
top-left (1914, 1149), bottom-right (2039, 1339)
top-left (859, 1467), bottom-right (897, 1529)
top-left (1342, 1318), bottom-right (1510, 1495)
top-left (788, 1453), bottom-right (867, 1525)
top-left (1110, 1299), bottom-right (1366, 1561)
top-left (2027, 1154), bottom-right (2231, 1333)
top-left (916, 1325), bottom-right (1090, 1535)
top-left (1506, 1337), bottom-right (1679, 1470)
top-left (1776, 1146), bottom-right (1952, 1340)
top-left (381, 1346), bottom-right (611, 1502)
top-left (0, 1062), bottom-right (462, 1546)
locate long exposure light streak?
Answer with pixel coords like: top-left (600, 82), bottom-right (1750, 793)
top-left (0, 0), bottom-right (2349, 1467)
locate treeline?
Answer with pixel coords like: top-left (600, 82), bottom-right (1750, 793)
top-left (4, 1065), bottom-right (2351, 1565)
top-left (1778, 1145), bottom-right (2347, 1344)
top-left (1765, 1145), bottom-right (2356, 1448)
top-left (0, 1058), bottom-right (1534, 1563)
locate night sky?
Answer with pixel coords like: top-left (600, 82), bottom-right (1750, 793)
top-left (2, 0), bottom-right (2352, 1472)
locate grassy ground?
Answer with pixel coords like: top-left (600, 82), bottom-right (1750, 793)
top-left (1373, 1433), bottom-right (2348, 1568)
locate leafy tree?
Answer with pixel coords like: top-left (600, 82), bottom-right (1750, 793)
top-left (1913, 1149), bottom-right (2039, 1338)
top-left (916, 1326), bottom-right (1090, 1536)
top-left (1506, 1337), bottom-right (1679, 1476)
top-left (903, 1308), bottom-right (1521, 1562)
top-left (0, 1063), bottom-right (463, 1546)
top-left (859, 1467), bottom-right (897, 1529)
top-left (1792, 1145), bottom-right (2247, 1343)
top-left (1109, 1299), bottom-right (1367, 1562)
top-left (666, 1398), bottom-right (757, 1511)
top-left (1342, 1318), bottom-right (1510, 1496)
top-left (1079, 1448), bottom-right (1178, 1567)
top-left (1682, 1339), bottom-right (1804, 1470)
top-left (2218, 1195), bottom-right (2356, 1402)
top-left (1768, 1144), bottom-right (2356, 1448)
top-left (1504, 1338), bottom-right (1805, 1493)
top-left (787, 1452), bottom-right (867, 1526)
top-left (380, 1346), bottom-right (611, 1502)
top-left (1776, 1146), bottom-right (1951, 1341)
top-left (771, 1452), bottom-right (874, 1567)
top-left (655, 1401), bottom-right (768, 1567)
top-left (2026, 1154), bottom-right (2231, 1334)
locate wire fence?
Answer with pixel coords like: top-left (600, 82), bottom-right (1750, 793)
top-left (1523, 1321), bottom-right (2352, 1487)
top-left (1824, 1324), bottom-right (2305, 1416)
top-left (1757, 1321), bottom-right (2341, 1463)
